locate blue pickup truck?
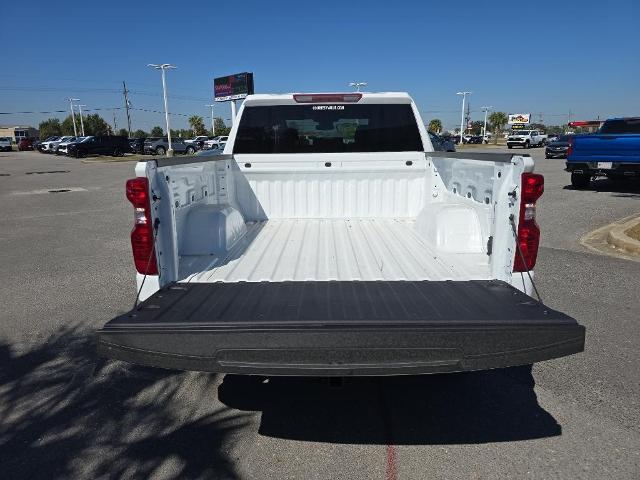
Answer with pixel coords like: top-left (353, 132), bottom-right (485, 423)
top-left (566, 117), bottom-right (640, 189)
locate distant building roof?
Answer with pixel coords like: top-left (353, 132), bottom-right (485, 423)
top-left (0, 125), bottom-right (37, 129)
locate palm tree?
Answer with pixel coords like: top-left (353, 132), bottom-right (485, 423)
top-left (428, 119), bottom-right (443, 133)
top-left (488, 111), bottom-right (508, 144)
top-left (188, 115), bottom-right (207, 136)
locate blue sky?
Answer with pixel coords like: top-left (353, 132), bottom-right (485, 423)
top-left (1, 0), bottom-right (639, 132)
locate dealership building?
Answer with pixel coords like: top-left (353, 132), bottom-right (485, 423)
top-left (0, 125), bottom-right (39, 143)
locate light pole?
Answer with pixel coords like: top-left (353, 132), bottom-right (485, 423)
top-left (348, 82), bottom-right (367, 92)
top-left (68, 98), bottom-right (80, 137)
top-left (481, 105), bottom-right (492, 141)
top-left (148, 63), bottom-right (177, 156)
top-left (205, 104), bottom-right (215, 136)
top-left (456, 91), bottom-right (471, 144)
top-left (77, 104), bottom-right (86, 136)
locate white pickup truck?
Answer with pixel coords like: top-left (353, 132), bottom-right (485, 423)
top-left (507, 130), bottom-right (547, 149)
top-left (98, 92), bottom-right (584, 376)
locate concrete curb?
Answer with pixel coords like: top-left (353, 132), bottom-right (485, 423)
top-left (580, 212), bottom-right (640, 263)
top-left (607, 217), bottom-right (640, 255)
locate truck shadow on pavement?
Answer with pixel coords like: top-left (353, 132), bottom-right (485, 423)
top-left (218, 366), bottom-right (561, 445)
top-left (0, 327), bottom-right (249, 480)
top-left (563, 178), bottom-right (640, 195)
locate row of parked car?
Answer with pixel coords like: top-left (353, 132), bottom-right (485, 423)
top-left (129, 135), bottom-right (228, 156)
top-left (33, 134), bottom-right (229, 158)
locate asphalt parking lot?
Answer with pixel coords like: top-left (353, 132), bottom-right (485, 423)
top-left (1, 148), bottom-right (639, 479)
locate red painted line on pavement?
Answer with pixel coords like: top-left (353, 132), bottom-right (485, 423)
top-left (386, 443), bottom-right (397, 480)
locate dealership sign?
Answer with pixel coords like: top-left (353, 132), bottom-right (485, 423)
top-left (214, 72), bottom-right (255, 102)
top-left (508, 113), bottom-right (531, 125)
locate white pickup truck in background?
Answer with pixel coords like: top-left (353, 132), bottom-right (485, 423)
top-left (98, 92), bottom-right (584, 376)
top-left (507, 130), bottom-right (547, 149)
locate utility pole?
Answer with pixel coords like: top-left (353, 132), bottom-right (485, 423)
top-left (148, 64), bottom-right (177, 156)
top-left (123, 81), bottom-right (132, 137)
top-left (112, 111), bottom-right (117, 134)
top-left (68, 98), bottom-right (80, 136)
top-left (456, 92), bottom-right (472, 144)
top-left (481, 106), bottom-right (492, 139)
top-left (230, 100), bottom-right (237, 126)
top-left (205, 104), bottom-right (215, 135)
top-left (77, 104), bottom-right (86, 136)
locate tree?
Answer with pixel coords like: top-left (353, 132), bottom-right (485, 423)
top-left (188, 116), bottom-right (207, 136)
top-left (61, 115), bottom-right (77, 135)
top-left (214, 117), bottom-right (231, 136)
top-left (546, 125), bottom-right (564, 135)
top-left (428, 119), bottom-right (442, 133)
top-left (150, 126), bottom-right (164, 137)
top-left (83, 114), bottom-right (111, 135)
top-left (488, 111), bottom-right (508, 144)
top-left (117, 128), bottom-right (129, 137)
top-left (38, 118), bottom-right (62, 139)
top-left (470, 120), bottom-right (485, 135)
top-left (133, 129), bottom-right (148, 138)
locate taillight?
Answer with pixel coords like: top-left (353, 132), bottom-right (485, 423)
top-left (126, 177), bottom-right (158, 275)
top-left (566, 136), bottom-right (573, 157)
top-left (514, 173), bottom-right (544, 272)
top-left (293, 93), bottom-right (362, 103)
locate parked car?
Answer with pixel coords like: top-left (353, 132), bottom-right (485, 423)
top-left (18, 138), bottom-right (36, 151)
top-left (204, 135), bottom-right (228, 149)
top-left (566, 117), bottom-right (640, 188)
top-left (129, 137), bottom-right (147, 154)
top-left (57, 136), bottom-right (87, 155)
top-left (185, 135), bottom-right (210, 149)
top-left (428, 131), bottom-right (455, 152)
top-left (38, 136), bottom-right (62, 153)
top-left (97, 91), bottom-right (585, 377)
top-left (46, 136), bottom-right (75, 154)
top-left (0, 137), bottom-right (12, 152)
top-left (143, 137), bottom-right (194, 155)
top-left (545, 135), bottom-right (572, 159)
top-left (196, 143), bottom-right (227, 156)
top-left (507, 130), bottom-right (547, 149)
top-left (466, 135), bottom-right (484, 144)
top-left (67, 135), bottom-right (131, 158)
top-left (52, 136), bottom-right (78, 154)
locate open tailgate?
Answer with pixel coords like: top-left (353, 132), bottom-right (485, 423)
top-left (97, 280), bottom-right (584, 376)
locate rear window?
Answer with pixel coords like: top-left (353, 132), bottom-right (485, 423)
top-left (233, 104), bottom-right (423, 153)
top-left (599, 118), bottom-right (640, 134)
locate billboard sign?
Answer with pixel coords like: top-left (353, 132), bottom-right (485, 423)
top-left (214, 72), bottom-right (254, 102)
top-left (508, 113), bottom-right (531, 125)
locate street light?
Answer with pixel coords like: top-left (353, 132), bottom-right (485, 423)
top-left (205, 104), bottom-right (215, 136)
top-left (456, 91), bottom-right (471, 145)
top-left (68, 98), bottom-right (80, 137)
top-left (481, 106), bottom-right (493, 140)
top-left (147, 63), bottom-right (177, 156)
top-left (348, 82), bottom-right (367, 92)
top-left (77, 104), bottom-right (86, 136)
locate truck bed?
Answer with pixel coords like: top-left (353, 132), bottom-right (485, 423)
top-left (179, 218), bottom-right (489, 283)
top-left (98, 280), bottom-right (584, 375)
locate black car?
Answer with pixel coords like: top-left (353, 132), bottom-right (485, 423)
top-left (545, 135), bottom-right (572, 159)
top-left (129, 137), bottom-right (147, 154)
top-left (68, 135), bottom-right (132, 158)
top-left (466, 135), bottom-right (484, 144)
